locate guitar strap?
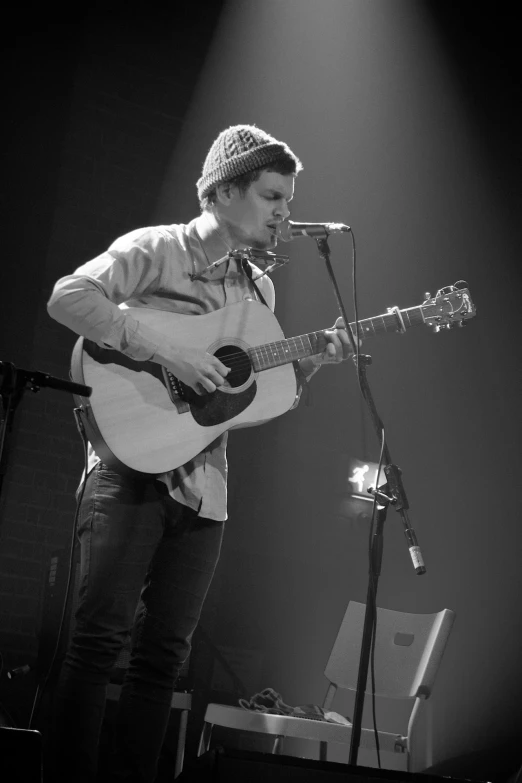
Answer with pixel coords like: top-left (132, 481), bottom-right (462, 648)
top-left (242, 259), bottom-right (312, 405)
top-left (241, 259), bottom-right (269, 308)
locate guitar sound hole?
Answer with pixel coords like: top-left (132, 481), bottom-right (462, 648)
top-left (215, 345), bottom-right (252, 388)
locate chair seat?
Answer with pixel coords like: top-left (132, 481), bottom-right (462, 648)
top-left (203, 704), bottom-right (407, 755)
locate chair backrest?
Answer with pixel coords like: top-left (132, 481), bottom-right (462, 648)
top-left (324, 601), bottom-right (455, 699)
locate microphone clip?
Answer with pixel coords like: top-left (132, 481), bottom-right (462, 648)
top-left (190, 248), bottom-right (290, 282)
top-left (246, 248), bottom-right (290, 280)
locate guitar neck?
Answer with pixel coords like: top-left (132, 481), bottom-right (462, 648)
top-left (249, 304), bottom-right (426, 372)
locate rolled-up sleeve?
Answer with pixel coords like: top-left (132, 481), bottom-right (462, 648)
top-left (47, 228), bottom-right (170, 360)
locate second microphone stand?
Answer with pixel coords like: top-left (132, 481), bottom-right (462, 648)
top-left (0, 362), bottom-right (92, 503)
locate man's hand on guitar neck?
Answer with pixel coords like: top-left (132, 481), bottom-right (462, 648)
top-left (300, 317), bottom-right (355, 376)
top-left (152, 343), bottom-right (231, 396)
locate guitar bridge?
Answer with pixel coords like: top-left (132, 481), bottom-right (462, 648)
top-left (162, 368), bottom-right (191, 413)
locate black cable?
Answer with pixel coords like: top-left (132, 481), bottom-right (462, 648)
top-left (369, 616), bottom-right (380, 768)
top-left (350, 228), bottom-right (384, 769)
top-left (366, 429), bottom-right (385, 770)
top-left (28, 406), bottom-right (89, 728)
top-left (350, 230), bottom-right (360, 382)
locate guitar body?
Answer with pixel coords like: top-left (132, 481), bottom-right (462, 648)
top-left (71, 300), bottom-right (298, 474)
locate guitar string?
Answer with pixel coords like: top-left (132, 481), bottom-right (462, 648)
top-left (197, 312), bottom-right (412, 375)
top-left (218, 330), bottom-right (333, 364)
top-left (164, 301), bottom-right (458, 381)
top-left (209, 312), bottom-right (411, 366)
top-left (166, 302), bottom-right (454, 385)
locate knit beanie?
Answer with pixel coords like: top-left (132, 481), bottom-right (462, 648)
top-left (197, 124), bottom-right (302, 201)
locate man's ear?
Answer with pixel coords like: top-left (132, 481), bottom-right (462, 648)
top-left (215, 181), bottom-right (236, 206)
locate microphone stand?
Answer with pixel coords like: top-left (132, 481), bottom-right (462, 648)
top-left (313, 237), bottom-right (426, 768)
top-left (0, 361), bottom-right (91, 502)
top-left (0, 362), bottom-right (92, 729)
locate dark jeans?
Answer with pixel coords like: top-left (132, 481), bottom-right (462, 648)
top-left (53, 462), bottom-right (224, 783)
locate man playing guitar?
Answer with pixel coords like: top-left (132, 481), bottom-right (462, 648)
top-left (47, 124), bottom-right (352, 783)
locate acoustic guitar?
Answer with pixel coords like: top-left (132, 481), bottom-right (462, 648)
top-left (71, 282), bottom-right (475, 474)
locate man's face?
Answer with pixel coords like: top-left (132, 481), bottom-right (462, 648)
top-left (219, 170), bottom-right (294, 249)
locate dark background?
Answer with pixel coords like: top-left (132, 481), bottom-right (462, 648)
top-left (1, 2), bottom-right (521, 780)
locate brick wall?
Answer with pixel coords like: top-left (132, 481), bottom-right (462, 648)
top-left (0, 12), bottom-right (223, 721)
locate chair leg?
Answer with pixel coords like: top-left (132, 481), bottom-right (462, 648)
top-left (197, 722), bottom-right (213, 757)
top-left (174, 709), bottom-right (189, 778)
top-left (272, 735), bottom-right (284, 755)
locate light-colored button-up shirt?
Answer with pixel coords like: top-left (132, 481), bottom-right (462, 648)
top-left (47, 218), bottom-right (275, 521)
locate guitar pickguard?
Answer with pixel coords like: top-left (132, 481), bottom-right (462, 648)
top-left (180, 342), bottom-right (257, 426)
top-left (188, 382), bottom-right (257, 427)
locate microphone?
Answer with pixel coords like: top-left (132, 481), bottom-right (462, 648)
top-left (276, 220), bottom-right (351, 241)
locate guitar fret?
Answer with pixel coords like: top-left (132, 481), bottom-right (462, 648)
top-left (386, 313), bottom-right (399, 331)
top-left (306, 332), bottom-right (324, 360)
top-left (287, 340), bottom-right (299, 359)
top-left (356, 319), bottom-right (376, 338)
top-left (405, 306), bottom-right (424, 326)
top-left (286, 338), bottom-right (300, 360)
top-left (270, 344), bottom-right (282, 365)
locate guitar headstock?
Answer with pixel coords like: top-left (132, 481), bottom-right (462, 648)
top-left (421, 281), bottom-right (476, 332)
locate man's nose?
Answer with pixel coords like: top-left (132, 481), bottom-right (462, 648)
top-left (274, 201), bottom-right (290, 220)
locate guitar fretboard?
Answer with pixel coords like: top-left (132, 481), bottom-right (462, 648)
top-left (248, 305), bottom-right (426, 371)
